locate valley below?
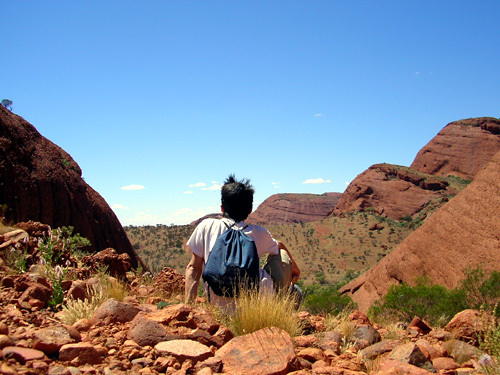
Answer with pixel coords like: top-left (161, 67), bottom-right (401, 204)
top-left (126, 211), bottom-right (414, 285)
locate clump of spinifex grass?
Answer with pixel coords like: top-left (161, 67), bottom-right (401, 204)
top-left (229, 286), bottom-right (301, 337)
top-left (58, 285), bottom-right (107, 325)
top-left (58, 268), bottom-right (129, 325)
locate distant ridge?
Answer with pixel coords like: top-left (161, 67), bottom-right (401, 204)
top-left (247, 192), bottom-right (342, 225)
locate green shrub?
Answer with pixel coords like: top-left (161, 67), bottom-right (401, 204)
top-left (369, 276), bottom-right (468, 325)
top-left (370, 268), bottom-right (500, 325)
top-left (5, 245), bottom-right (28, 273)
top-left (460, 267), bottom-right (500, 313)
top-left (38, 226), bottom-right (91, 266)
top-left (47, 265), bottom-right (68, 309)
top-left (302, 283), bottom-right (355, 315)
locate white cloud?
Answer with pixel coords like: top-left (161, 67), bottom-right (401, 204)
top-left (345, 181), bottom-right (350, 185)
top-left (202, 184), bottom-right (222, 191)
top-left (271, 182), bottom-right (279, 185)
top-left (302, 178), bottom-right (331, 184)
top-left (121, 184), bottom-right (145, 191)
top-left (183, 191), bottom-right (194, 194)
top-left (189, 182), bottom-right (206, 188)
top-left (112, 203), bottom-right (129, 210)
top-left (314, 113), bottom-right (323, 117)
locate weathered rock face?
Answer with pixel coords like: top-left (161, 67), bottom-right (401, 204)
top-left (0, 106), bottom-right (143, 269)
top-left (340, 150), bottom-right (500, 312)
top-left (247, 193), bottom-right (342, 225)
top-left (332, 164), bottom-right (455, 220)
top-left (410, 117), bottom-right (500, 180)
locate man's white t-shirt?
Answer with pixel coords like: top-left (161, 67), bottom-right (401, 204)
top-left (186, 217), bottom-right (280, 309)
top-left (186, 217), bottom-right (280, 261)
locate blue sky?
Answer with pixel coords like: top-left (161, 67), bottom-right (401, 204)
top-left (3, 1), bottom-right (500, 226)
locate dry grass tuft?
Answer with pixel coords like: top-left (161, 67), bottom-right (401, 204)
top-left (103, 276), bottom-right (128, 302)
top-left (58, 271), bottom-right (129, 325)
top-left (58, 285), bottom-right (107, 325)
top-left (227, 287), bottom-right (301, 337)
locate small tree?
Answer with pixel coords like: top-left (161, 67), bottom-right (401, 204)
top-left (1, 99), bottom-right (13, 111)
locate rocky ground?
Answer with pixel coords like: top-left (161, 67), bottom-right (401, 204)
top-left (0, 276), bottom-right (496, 375)
top-left (0, 223), bottom-right (498, 375)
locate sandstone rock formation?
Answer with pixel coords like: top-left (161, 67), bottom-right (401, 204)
top-left (248, 193), bottom-right (342, 225)
top-left (0, 106), bottom-right (144, 269)
top-left (410, 117), bottom-right (500, 180)
top-left (340, 150), bottom-right (500, 312)
top-left (332, 164), bottom-right (457, 220)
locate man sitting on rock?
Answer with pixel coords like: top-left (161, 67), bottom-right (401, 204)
top-left (184, 174), bottom-right (300, 311)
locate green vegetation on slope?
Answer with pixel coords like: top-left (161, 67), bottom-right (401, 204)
top-left (125, 212), bottom-right (414, 283)
top-left (125, 224), bottom-right (193, 275)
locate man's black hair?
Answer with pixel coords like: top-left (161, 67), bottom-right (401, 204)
top-left (221, 174), bottom-right (254, 222)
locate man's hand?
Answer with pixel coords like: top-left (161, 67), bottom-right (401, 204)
top-left (291, 262), bottom-right (301, 284)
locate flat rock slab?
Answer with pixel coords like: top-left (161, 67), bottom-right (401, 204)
top-left (216, 327), bottom-right (297, 375)
top-left (59, 342), bottom-right (103, 365)
top-left (155, 339), bottom-right (212, 362)
top-left (33, 325), bottom-right (76, 355)
top-left (2, 346), bottom-right (46, 364)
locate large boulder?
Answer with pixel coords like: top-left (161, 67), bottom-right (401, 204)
top-left (215, 327), bottom-right (298, 375)
top-left (332, 164), bottom-right (456, 220)
top-left (341, 149), bottom-right (500, 312)
top-left (411, 117), bottom-right (500, 180)
top-left (127, 304), bottom-right (233, 348)
top-left (0, 106), bottom-right (145, 270)
top-left (444, 309), bottom-right (496, 346)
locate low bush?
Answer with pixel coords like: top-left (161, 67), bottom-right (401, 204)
top-left (369, 267), bottom-right (500, 325)
top-left (460, 267), bottom-right (500, 313)
top-left (369, 276), bottom-right (468, 326)
top-left (301, 283), bottom-right (355, 315)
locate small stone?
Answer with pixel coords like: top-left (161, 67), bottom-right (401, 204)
top-left (59, 342), bottom-right (103, 365)
top-left (0, 334), bottom-right (14, 349)
top-left (48, 365), bottom-right (72, 375)
top-left (72, 319), bottom-right (91, 332)
top-left (297, 347), bottom-right (325, 362)
top-left (0, 363), bottom-right (17, 375)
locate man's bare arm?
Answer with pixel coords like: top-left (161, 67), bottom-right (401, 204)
top-left (277, 241), bottom-right (301, 283)
top-left (185, 251), bottom-right (204, 303)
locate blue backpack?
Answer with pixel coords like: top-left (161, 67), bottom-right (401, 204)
top-left (202, 222), bottom-right (260, 297)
